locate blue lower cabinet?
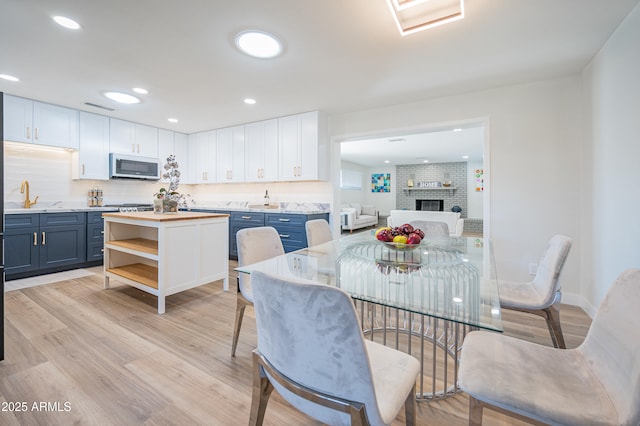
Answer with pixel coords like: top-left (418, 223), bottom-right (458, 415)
top-left (5, 212), bottom-right (87, 279)
top-left (266, 213), bottom-right (330, 253)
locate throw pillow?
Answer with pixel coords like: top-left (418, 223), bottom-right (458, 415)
top-left (361, 205), bottom-right (376, 216)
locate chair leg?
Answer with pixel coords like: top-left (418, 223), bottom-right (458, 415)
top-left (543, 304), bottom-right (566, 349)
top-left (404, 384), bottom-right (417, 426)
top-left (249, 352), bottom-right (274, 426)
top-left (469, 396), bottom-right (483, 426)
top-left (231, 294), bottom-right (251, 356)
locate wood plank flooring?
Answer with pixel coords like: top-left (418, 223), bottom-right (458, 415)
top-left (0, 263), bottom-right (591, 425)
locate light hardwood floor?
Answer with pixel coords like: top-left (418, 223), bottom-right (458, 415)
top-left (0, 264), bottom-right (591, 425)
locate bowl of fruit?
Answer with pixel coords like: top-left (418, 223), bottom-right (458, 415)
top-left (374, 223), bottom-right (425, 250)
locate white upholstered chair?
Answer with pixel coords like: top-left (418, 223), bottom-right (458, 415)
top-left (459, 268), bottom-right (640, 426)
top-left (408, 220), bottom-right (450, 238)
top-left (499, 234), bottom-right (572, 348)
top-left (305, 218), bottom-right (333, 247)
top-left (231, 226), bottom-right (285, 357)
top-left (249, 270), bottom-right (421, 426)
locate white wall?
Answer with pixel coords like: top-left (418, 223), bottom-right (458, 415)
top-left (466, 161), bottom-right (484, 218)
top-left (581, 3), bottom-right (640, 315)
top-left (330, 76), bottom-right (583, 303)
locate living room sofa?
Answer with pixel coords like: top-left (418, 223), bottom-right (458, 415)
top-left (341, 203), bottom-right (379, 232)
top-left (386, 210), bottom-right (464, 237)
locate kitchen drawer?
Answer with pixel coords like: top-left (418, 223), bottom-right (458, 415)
top-left (230, 211), bottom-right (264, 224)
top-left (275, 228), bottom-right (306, 253)
top-left (87, 223), bottom-right (105, 241)
top-left (40, 212), bottom-right (86, 226)
top-left (87, 210), bottom-right (112, 223)
top-left (265, 213), bottom-right (306, 227)
top-left (87, 242), bottom-right (105, 260)
top-left (5, 214), bottom-right (40, 228)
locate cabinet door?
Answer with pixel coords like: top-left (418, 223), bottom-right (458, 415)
top-left (74, 112), bottom-right (109, 180)
top-left (278, 114), bottom-right (300, 181)
top-left (245, 119), bottom-right (278, 182)
top-left (158, 129), bottom-right (174, 183)
top-left (4, 227), bottom-right (40, 275)
top-left (135, 123), bottom-right (158, 158)
top-left (39, 225), bottom-right (87, 268)
top-left (174, 132), bottom-right (189, 184)
top-left (32, 101), bottom-right (79, 149)
top-left (192, 131), bottom-right (216, 183)
top-left (3, 95), bottom-right (33, 143)
top-left (110, 118), bottom-right (136, 154)
top-left (187, 133), bottom-right (198, 183)
top-left (298, 111), bottom-right (319, 180)
top-left (217, 125), bottom-right (245, 183)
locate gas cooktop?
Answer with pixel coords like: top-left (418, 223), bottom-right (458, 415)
top-left (103, 203), bottom-right (154, 212)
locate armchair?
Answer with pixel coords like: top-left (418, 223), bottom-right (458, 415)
top-left (341, 203), bottom-right (379, 233)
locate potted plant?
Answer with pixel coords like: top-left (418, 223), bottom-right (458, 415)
top-left (153, 154), bottom-right (193, 214)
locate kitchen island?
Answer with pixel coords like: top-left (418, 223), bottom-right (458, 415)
top-left (103, 211), bottom-right (229, 314)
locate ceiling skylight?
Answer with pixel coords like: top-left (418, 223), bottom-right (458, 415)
top-left (235, 30), bottom-right (282, 58)
top-left (52, 16), bottom-right (81, 30)
top-left (104, 92), bottom-right (141, 104)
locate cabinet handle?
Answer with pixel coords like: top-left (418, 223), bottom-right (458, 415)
top-left (82, 164), bottom-right (85, 175)
top-left (278, 218), bottom-right (290, 222)
top-left (26, 126), bottom-right (31, 139)
top-left (35, 127), bottom-right (39, 140)
top-left (137, 144), bottom-right (140, 153)
top-left (33, 232), bottom-right (37, 246)
top-left (241, 216), bottom-right (252, 220)
top-left (279, 234), bottom-right (290, 238)
top-left (42, 231), bottom-right (46, 245)
top-left (132, 143), bottom-right (135, 152)
top-left (100, 230), bottom-right (104, 234)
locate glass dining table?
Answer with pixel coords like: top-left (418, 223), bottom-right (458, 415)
top-left (236, 232), bottom-right (503, 400)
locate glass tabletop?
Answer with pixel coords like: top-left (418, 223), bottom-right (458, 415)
top-left (236, 232), bottom-right (503, 332)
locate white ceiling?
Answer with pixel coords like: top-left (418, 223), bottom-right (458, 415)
top-left (1, 1), bottom-right (637, 145)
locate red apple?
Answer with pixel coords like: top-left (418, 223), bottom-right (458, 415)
top-left (407, 233), bottom-right (422, 245)
top-left (414, 228), bottom-right (425, 239)
top-left (376, 229), bottom-right (394, 242)
top-left (400, 223), bottom-right (414, 235)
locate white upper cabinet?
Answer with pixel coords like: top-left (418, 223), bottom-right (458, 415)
top-left (159, 129), bottom-right (189, 184)
top-left (217, 125), bottom-right (245, 183)
top-left (72, 112), bottom-right (110, 180)
top-left (4, 94), bottom-right (78, 149)
top-left (188, 130), bottom-right (217, 183)
top-left (278, 111), bottom-right (328, 181)
top-left (109, 118), bottom-right (158, 158)
top-left (245, 119), bottom-right (278, 182)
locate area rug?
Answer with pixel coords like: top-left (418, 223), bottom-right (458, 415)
top-left (4, 269), bottom-right (95, 292)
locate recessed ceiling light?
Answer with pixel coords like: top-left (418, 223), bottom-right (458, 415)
top-left (0, 74), bottom-right (20, 82)
top-left (133, 87), bottom-right (148, 94)
top-left (168, 118), bottom-right (179, 123)
top-left (244, 98), bottom-right (257, 105)
top-left (104, 91), bottom-right (140, 104)
top-left (52, 15), bottom-right (81, 30)
top-left (235, 30), bottom-right (282, 58)
top-left (384, 160), bottom-right (390, 163)
top-left (453, 128), bottom-right (462, 132)
top-left (423, 160), bottom-right (429, 163)
top-left (462, 155), bottom-right (469, 159)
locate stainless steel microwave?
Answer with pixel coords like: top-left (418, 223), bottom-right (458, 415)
top-left (109, 153), bottom-right (161, 180)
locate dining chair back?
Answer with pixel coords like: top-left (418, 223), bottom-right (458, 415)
top-left (459, 268), bottom-right (640, 425)
top-left (249, 270), bottom-right (420, 426)
top-left (305, 218), bottom-right (333, 247)
top-left (231, 226), bottom-right (284, 356)
top-left (408, 220), bottom-right (450, 238)
top-left (498, 234), bottom-right (572, 348)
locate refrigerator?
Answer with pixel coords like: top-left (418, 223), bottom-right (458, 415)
top-left (1, 91), bottom-right (4, 361)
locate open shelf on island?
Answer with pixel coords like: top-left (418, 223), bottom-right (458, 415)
top-left (107, 238), bottom-right (158, 255)
top-left (107, 263), bottom-right (158, 289)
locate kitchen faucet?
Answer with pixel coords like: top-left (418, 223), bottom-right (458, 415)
top-left (20, 180), bottom-right (39, 208)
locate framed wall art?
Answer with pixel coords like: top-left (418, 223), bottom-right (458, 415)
top-left (371, 173), bottom-right (391, 193)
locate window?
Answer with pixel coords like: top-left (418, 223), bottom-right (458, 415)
top-left (340, 170), bottom-right (362, 190)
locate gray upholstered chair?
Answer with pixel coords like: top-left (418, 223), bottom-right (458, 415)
top-left (408, 220), bottom-right (450, 238)
top-left (305, 218), bottom-right (333, 247)
top-left (459, 268), bottom-right (640, 426)
top-left (499, 234), bottom-right (572, 348)
top-left (249, 270), bottom-right (421, 426)
top-left (231, 226), bottom-right (285, 357)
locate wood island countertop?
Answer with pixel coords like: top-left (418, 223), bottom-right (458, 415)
top-left (102, 211), bottom-right (230, 221)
